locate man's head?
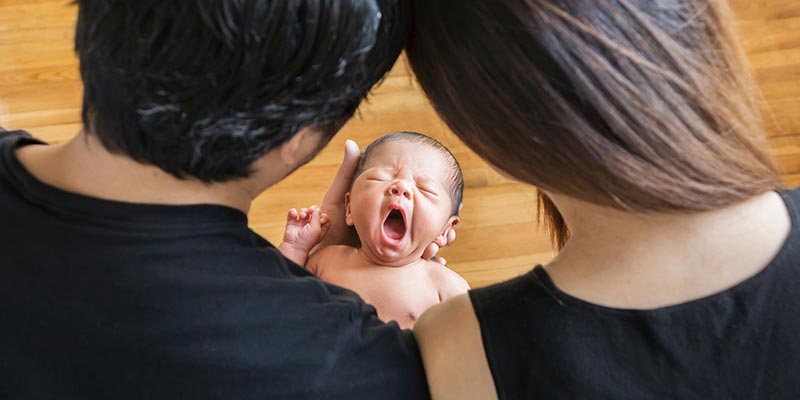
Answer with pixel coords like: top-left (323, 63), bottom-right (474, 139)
top-left (345, 132), bottom-right (464, 265)
top-left (74, 0), bottom-right (409, 183)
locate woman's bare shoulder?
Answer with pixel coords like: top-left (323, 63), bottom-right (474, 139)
top-left (414, 294), bottom-right (498, 400)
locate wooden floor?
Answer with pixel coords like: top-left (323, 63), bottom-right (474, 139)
top-left (1, 0), bottom-right (799, 288)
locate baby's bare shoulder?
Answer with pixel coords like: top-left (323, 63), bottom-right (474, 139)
top-left (310, 245), bottom-right (353, 258)
top-left (307, 245), bottom-right (357, 275)
top-left (424, 261), bottom-right (470, 300)
top-left (424, 261), bottom-right (464, 281)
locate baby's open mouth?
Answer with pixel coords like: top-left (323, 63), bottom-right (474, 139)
top-left (383, 209), bottom-right (406, 240)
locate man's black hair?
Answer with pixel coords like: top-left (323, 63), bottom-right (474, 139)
top-left (74, 0), bottom-right (409, 182)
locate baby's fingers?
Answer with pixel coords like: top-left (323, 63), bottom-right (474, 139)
top-left (319, 212), bottom-right (331, 227)
top-left (308, 206), bottom-right (322, 226)
top-left (287, 208), bottom-right (299, 221)
top-left (316, 211), bottom-right (332, 240)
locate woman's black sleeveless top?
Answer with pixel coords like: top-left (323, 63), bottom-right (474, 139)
top-left (470, 188), bottom-right (800, 399)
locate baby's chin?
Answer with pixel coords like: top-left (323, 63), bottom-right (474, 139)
top-left (363, 242), bottom-right (426, 268)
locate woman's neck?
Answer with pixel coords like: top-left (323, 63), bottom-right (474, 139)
top-left (542, 190), bottom-right (791, 309)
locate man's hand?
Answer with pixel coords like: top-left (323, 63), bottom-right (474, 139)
top-left (423, 228), bottom-right (457, 265)
top-left (314, 139), bottom-right (362, 251)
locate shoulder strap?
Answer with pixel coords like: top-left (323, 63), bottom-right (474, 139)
top-left (0, 127), bottom-right (44, 148)
top-left (780, 187), bottom-right (800, 224)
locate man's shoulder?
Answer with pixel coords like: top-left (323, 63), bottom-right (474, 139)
top-left (228, 258), bottom-right (430, 398)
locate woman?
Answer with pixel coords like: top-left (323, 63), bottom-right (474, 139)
top-left (405, 0), bottom-right (798, 398)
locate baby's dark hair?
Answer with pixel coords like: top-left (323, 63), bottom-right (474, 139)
top-left (354, 132), bottom-right (464, 216)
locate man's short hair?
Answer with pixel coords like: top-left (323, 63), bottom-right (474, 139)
top-left (75, 0), bottom-right (409, 182)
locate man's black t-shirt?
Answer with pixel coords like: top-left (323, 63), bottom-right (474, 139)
top-left (0, 129), bottom-right (429, 399)
top-left (470, 187), bottom-right (800, 399)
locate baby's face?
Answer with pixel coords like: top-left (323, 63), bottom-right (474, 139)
top-left (346, 141), bottom-right (459, 266)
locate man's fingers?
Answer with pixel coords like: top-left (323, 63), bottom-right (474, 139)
top-left (430, 256), bottom-right (447, 266)
top-left (422, 242), bottom-right (440, 260)
top-left (447, 228), bottom-right (456, 245)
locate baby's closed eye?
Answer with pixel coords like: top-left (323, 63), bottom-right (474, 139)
top-left (366, 170), bottom-right (393, 181)
top-left (417, 184), bottom-right (438, 196)
top-left (415, 177), bottom-right (440, 195)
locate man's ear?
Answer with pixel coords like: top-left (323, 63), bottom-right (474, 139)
top-left (344, 192), bottom-right (354, 226)
top-left (435, 216), bottom-right (460, 246)
top-left (279, 127), bottom-right (316, 165)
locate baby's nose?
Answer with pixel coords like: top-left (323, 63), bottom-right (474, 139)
top-left (388, 181), bottom-right (412, 200)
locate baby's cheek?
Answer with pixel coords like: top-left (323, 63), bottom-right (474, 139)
top-left (352, 214), bottom-right (377, 239)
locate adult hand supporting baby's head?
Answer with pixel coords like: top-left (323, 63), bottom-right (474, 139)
top-left (314, 139), bottom-right (362, 252)
top-left (423, 218), bottom-right (458, 265)
top-left (312, 139), bottom-right (457, 264)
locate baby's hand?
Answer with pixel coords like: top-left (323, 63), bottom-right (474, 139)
top-left (279, 206), bottom-right (331, 266)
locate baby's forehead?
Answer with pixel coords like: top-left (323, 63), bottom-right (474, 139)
top-left (364, 141), bottom-right (451, 175)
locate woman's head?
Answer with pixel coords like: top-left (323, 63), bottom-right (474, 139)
top-left (407, 0), bottom-right (781, 248)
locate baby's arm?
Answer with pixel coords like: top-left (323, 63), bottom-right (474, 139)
top-left (278, 206), bottom-right (331, 266)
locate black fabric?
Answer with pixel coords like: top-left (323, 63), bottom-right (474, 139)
top-left (0, 129), bottom-right (429, 400)
top-left (470, 187), bottom-right (800, 399)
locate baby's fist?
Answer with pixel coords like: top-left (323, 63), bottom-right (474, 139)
top-left (282, 206), bottom-right (331, 253)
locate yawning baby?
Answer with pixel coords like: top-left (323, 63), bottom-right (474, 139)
top-left (279, 131), bottom-right (469, 329)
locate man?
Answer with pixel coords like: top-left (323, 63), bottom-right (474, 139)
top-left (0, 1), bottom-right (431, 398)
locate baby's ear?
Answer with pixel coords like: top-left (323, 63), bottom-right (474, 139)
top-left (344, 193), bottom-right (354, 226)
top-left (435, 216), bottom-right (460, 246)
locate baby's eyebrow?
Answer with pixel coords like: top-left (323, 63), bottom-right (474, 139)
top-left (415, 175), bottom-right (444, 187)
top-left (370, 165), bottom-right (397, 173)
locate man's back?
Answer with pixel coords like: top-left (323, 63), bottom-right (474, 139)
top-left (0, 131), bottom-right (429, 399)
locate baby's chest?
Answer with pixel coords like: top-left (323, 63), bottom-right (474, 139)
top-left (327, 268), bottom-right (441, 312)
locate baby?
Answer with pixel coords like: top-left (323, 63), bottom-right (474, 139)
top-left (279, 132), bottom-right (470, 329)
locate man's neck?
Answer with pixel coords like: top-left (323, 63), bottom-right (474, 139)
top-left (15, 132), bottom-right (258, 213)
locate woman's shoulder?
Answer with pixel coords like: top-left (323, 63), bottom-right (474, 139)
top-left (414, 294), bottom-right (498, 400)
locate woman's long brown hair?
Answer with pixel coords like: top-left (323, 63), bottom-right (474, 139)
top-left (407, 0), bottom-right (782, 249)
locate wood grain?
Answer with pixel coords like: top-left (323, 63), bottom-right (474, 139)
top-left (1, 1), bottom-right (798, 287)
